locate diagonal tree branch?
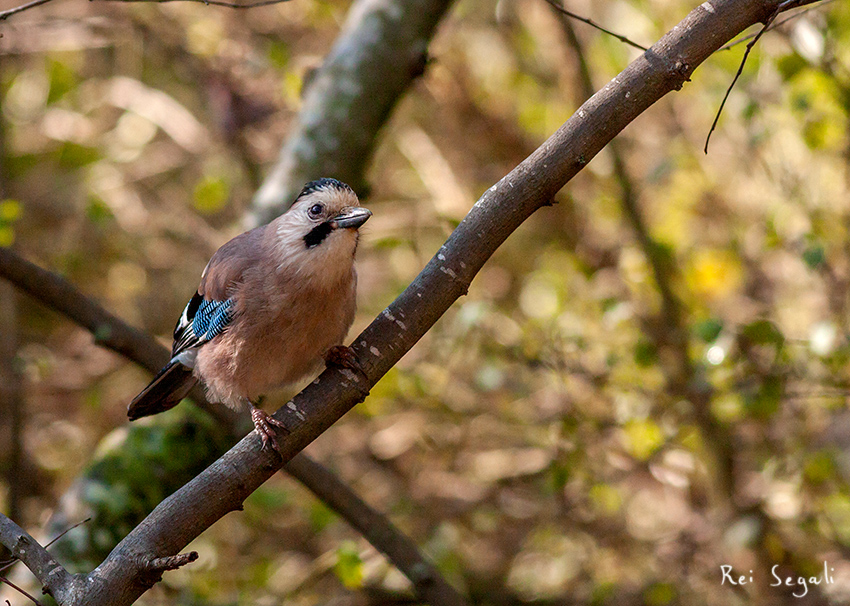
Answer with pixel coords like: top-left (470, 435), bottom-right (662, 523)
top-left (248, 0), bottom-right (456, 226)
top-left (0, 251), bottom-right (167, 378)
top-left (0, 247), bottom-right (467, 606)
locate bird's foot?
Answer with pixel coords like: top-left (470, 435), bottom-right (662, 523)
top-left (324, 345), bottom-right (370, 402)
top-left (250, 406), bottom-right (289, 452)
top-left (324, 345), bottom-right (361, 372)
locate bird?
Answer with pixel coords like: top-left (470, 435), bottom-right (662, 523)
top-left (128, 178), bottom-right (371, 450)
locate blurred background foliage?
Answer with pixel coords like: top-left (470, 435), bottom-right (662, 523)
top-left (2, 0), bottom-right (850, 604)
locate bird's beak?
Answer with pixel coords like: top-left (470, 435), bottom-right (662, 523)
top-left (331, 207), bottom-right (372, 229)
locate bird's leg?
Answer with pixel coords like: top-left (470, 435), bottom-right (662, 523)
top-left (249, 403), bottom-right (289, 452)
top-left (324, 345), bottom-right (361, 372)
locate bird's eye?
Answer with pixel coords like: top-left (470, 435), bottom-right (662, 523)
top-left (308, 203), bottom-right (325, 219)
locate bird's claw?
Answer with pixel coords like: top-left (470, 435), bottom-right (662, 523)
top-left (251, 406), bottom-right (289, 452)
top-left (324, 345), bottom-right (370, 402)
top-left (324, 345), bottom-right (361, 372)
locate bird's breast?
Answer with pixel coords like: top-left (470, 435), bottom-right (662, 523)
top-left (195, 270), bottom-right (357, 404)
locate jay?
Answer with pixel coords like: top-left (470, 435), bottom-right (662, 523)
top-left (128, 178), bottom-right (371, 450)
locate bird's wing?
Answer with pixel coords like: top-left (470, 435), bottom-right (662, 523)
top-left (170, 225), bottom-right (267, 361)
top-left (171, 292), bottom-right (235, 357)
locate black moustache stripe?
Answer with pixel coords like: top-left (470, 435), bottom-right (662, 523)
top-left (304, 222), bottom-right (333, 248)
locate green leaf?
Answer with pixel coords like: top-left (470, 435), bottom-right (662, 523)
top-left (634, 339), bottom-right (658, 367)
top-left (55, 142), bottom-right (100, 168)
top-left (740, 319), bottom-right (784, 347)
top-left (0, 225), bottom-right (15, 247)
top-left (86, 197), bottom-right (114, 223)
top-left (589, 483), bottom-right (622, 514)
top-left (548, 462), bottom-right (570, 493)
top-left (745, 374), bottom-right (784, 419)
top-left (804, 450), bottom-right (836, 484)
top-left (644, 582), bottom-right (677, 606)
top-left (267, 41), bottom-right (290, 70)
top-left (193, 176), bottom-right (230, 214)
top-left (308, 501), bottom-right (337, 532)
top-left (776, 54), bottom-right (807, 80)
top-left (694, 318), bottom-right (723, 343)
top-left (246, 485), bottom-right (290, 512)
top-left (47, 59), bottom-right (78, 104)
top-left (623, 419), bottom-right (664, 461)
top-left (0, 199), bottom-right (22, 221)
top-left (334, 541), bottom-right (363, 589)
top-left (803, 244), bottom-right (826, 269)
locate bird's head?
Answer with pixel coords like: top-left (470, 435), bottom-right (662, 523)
top-left (273, 178), bottom-right (371, 280)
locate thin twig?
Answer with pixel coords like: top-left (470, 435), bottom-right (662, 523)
top-left (0, 575), bottom-right (45, 606)
top-left (705, 0), bottom-right (829, 152)
top-left (98, 0), bottom-right (289, 7)
top-left (43, 517), bottom-right (91, 551)
top-left (0, 517), bottom-right (91, 573)
top-left (0, 0), bottom-right (287, 21)
top-left (720, 0), bottom-right (835, 51)
top-left (542, 0), bottom-right (647, 51)
top-left (704, 12), bottom-right (779, 153)
top-left (0, 0), bottom-right (54, 21)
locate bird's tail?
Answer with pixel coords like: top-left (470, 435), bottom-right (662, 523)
top-left (128, 360), bottom-right (198, 420)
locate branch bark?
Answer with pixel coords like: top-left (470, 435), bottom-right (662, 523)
top-left (248, 0), bottom-right (455, 226)
top-left (0, 514), bottom-right (82, 605)
top-left (0, 247), bottom-right (467, 606)
top-left (2, 1), bottom-right (824, 603)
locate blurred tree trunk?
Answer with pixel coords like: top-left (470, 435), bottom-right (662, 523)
top-left (248, 0), bottom-right (455, 226)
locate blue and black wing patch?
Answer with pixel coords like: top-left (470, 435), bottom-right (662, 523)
top-left (128, 291), bottom-right (234, 421)
top-left (172, 291), bottom-right (235, 357)
top-left (192, 298), bottom-right (235, 340)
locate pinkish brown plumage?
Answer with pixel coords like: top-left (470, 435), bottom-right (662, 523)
top-left (128, 178), bottom-right (371, 450)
